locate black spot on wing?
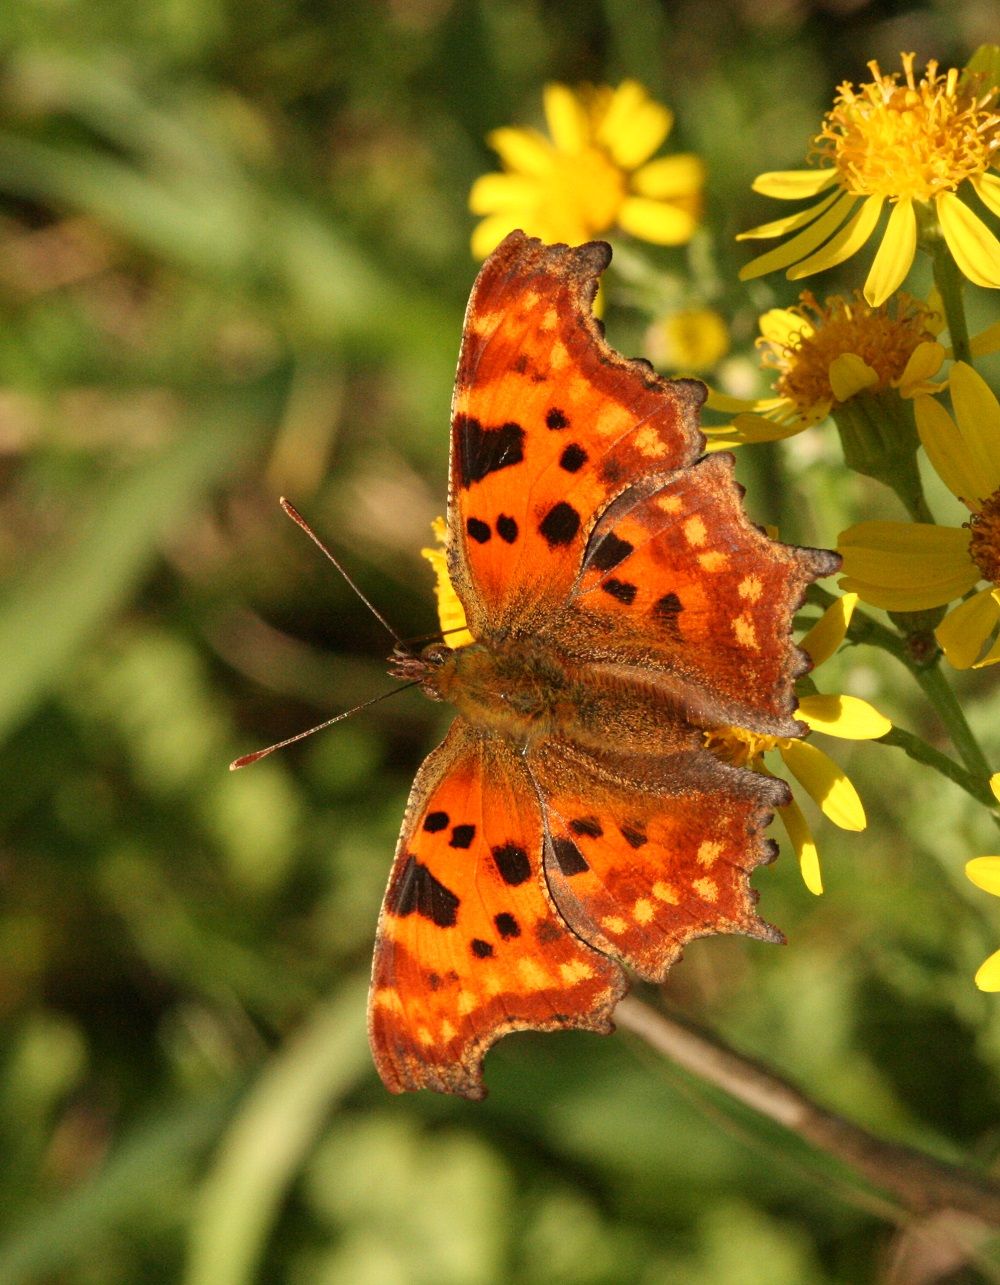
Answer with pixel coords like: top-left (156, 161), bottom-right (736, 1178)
top-left (619, 823), bottom-right (647, 850)
top-left (552, 836), bottom-right (589, 875)
top-left (546, 408), bottom-right (569, 430)
top-left (470, 938), bottom-right (494, 958)
top-left (601, 578), bottom-right (637, 605)
top-left (491, 843), bottom-right (531, 886)
top-left (559, 443), bottom-right (588, 472)
top-left (588, 532), bottom-right (633, 572)
top-left (496, 514), bottom-right (518, 543)
top-left (538, 501), bottom-right (581, 548)
top-left (653, 592), bottom-right (683, 635)
top-left (569, 816), bottom-right (603, 838)
top-left (386, 855), bottom-right (459, 927)
top-left (449, 824), bottom-right (476, 849)
top-left (423, 811), bottom-right (449, 832)
top-left (455, 414), bottom-right (525, 488)
top-left (466, 517), bottom-right (491, 544)
top-left (494, 912), bottom-right (520, 939)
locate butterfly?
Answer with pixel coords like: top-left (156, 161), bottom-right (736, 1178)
top-left (368, 230), bottom-right (837, 1099)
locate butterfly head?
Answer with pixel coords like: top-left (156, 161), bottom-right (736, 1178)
top-left (388, 641), bottom-right (457, 702)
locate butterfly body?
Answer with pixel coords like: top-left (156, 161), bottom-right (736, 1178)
top-left (369, 231), bottom-right (838, 1099)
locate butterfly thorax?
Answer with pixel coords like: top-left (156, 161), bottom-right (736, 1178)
top-left (391, 637), bottom-right (719, 757)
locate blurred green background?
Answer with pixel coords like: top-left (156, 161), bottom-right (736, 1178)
top-left (2, 0), bottom-right (1000, 1281)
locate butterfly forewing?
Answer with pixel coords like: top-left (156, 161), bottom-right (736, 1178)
top-left (447, 230), bottom-right (704, 635)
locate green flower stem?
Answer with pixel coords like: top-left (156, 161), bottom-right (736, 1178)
top-left (911, 659), bottom-right (993, 782)
top-left (929, 233), bottom-right (972, 366)
top-left (803, 587), bottom-right (995, 795)
top-left (877, 726), bottom-right (994, 807)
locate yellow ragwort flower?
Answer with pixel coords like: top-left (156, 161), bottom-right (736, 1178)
top-left (704, 289), bottom-right (944, 448)
top-left (738, 52), bottom-right (1000, 306)
top-left (469, 80), bottom-right (704, 258)
top-left (645, 306), bottom-right (730, 374)
top-left (964, 774), bottom-right (1000, 990)
top-left (705, 593), bottom-right (891, 895)
top-left (839, 362), bottom-right (1000, 667)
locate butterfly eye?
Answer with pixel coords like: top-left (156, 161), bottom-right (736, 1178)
top-left (422, 643), bottom-right (450, 667)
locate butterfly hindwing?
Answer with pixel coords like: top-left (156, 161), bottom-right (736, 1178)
top-left (531, 739), bottom-right (789, 982)
top-left (369, 720), bottom-right (625, 1099)
top-left (569, 453), bottom-right (839, 734)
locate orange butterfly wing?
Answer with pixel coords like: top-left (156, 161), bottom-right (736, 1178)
top-left (446, 230), bottom-right (704, 634)
top-left (369, 721), bottom-right (624, 1099)
top-left (368, 231), bottom-right (838, 1097)
top-left (570, 451), bottom-right (838, 733)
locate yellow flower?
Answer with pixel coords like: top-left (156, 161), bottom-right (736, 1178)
top-left (704, 594), bottom-right (891, 895)
top-left (964, 774), bottom-right (1000, 990)
top-left (421, 518), bottom-right (474, 648)
top-left (469, 80), bottom-right (704, 258)
top-left (839, 362), bottom-right (1000, 667)
top-left (738, 52), bottom-right (1000, 306)
top-left (704, 289), bottom-right (944, 449)
top-left (645, 307), bottom-right (730, 374)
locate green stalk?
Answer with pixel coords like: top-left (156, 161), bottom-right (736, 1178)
top-left (928, 230), bottom-right (973, 365)
top-left (878, 726), bottom-right (994, 807)
top-left (912, 659), bottom-right (993, 782)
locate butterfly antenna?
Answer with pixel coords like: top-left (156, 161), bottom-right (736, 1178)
top-left (230, 682), bottom-right (420, 770)
top-left (279, 497), bottom-right (405, 647)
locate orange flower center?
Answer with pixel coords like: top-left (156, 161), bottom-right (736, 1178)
top-left (759, 290), bottom-right (938, 418)
top-left (968, 490), bottom-right (1000, 584)
top-left (813, 53), bottom-right (1000, 203)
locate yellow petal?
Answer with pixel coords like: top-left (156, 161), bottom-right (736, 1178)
top-left (778, 797), bottom-right (822, 895)
top-left (597, 81), bottom-right (672, 170)
top-left (915, 392), bottom-right (989, 509)
top-left (468, 173), bottom-right (539, 214)
top-left (542, 83), bottom-right (589, 153)
top-left (992, 773), bottom-right (1000, 805)
top-left (787, 193), bottom-right (884, 280)
top-left (739, 192), bottom-right (858, 281)
top-left (949, 362), bottom-right (1000, 499)
top-left (471, 214), bottom-right (522, 260)
top-left (736, 189), bottom-right (839, 241)
top-left (838, 521), bottom-right (979, 610)
top-left (937, 191), bottom-right (1000, 289)
top-left (703, 389), bottom-right (759, 413)
top-left (800, 592), bottom-right (857, 666)
top-left (751, 168), bottom-right (839, 199)
top-left (975, 948), bottom-right (1000, 992)
top-left (937, 589), bottom-right (1000, 669)
top-left (828, 353), bottom-right (878, 402)
top-left (618, 197), bottom-right (697, 245)
top-left (421, 521), bottom-right (474, 648)
top-left (967, 857), bottom-right (1000, 896)
top-left (974, 604), bottom-right (1000, 667)
top-left (896, 341), bottom-right (946, 396)
top-left (864, 198), bottom-right (916, 306)
top-left (971, 173), bottom-right (1000, 220)
top-left (971, 321), bottom-right (1000, 358)
top-left (728, 412), bottom-right (812, 443)
top-left (631, 153), bottom-right (705, 200)
top-left (486, 126), bottom-right (553, 176)
top-left (780, 740), bottom-right (866, 831)
top-left (796, 693), bottom-right (892, 740)
top-left (758, 307), bottom-right (814, 347)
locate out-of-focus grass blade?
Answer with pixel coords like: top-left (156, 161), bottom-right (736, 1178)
top-left (183, 975), bottom-right (371, 1285)
top-left (0, 379), bottom-right (283, 746)
top-left (0, 131), bottom-right (456, 361)
top-left (0, 1089), bottom-right (236, 1284)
